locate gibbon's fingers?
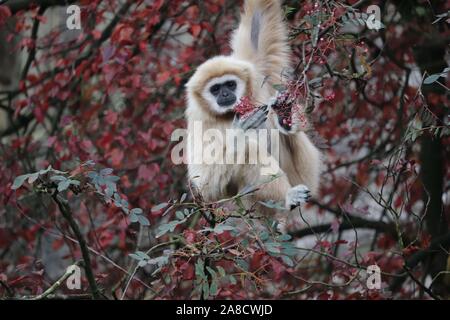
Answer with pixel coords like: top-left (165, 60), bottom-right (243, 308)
top-left (285, 184), bottom-right (311, 210)
top-left (233, 105), bottom-right (268, 131)
top-left (268, 94), bottom-right (303, 135)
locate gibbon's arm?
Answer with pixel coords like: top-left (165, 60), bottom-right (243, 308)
top-left (231, 1), bottom-right (322, 198)
top-left (231, 0), bottom-right (291, 89)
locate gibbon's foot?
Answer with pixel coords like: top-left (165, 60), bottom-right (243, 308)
top-left (233, 105), bottom-right (268, 131)
top-left (286, 184), bottom-right (311, 210)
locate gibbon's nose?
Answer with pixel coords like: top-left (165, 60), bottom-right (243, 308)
top-left (221, 91), bottom-right (229, 97)
top-left (218, 95), bottom-right (236, 107)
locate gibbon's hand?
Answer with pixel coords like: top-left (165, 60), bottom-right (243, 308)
top-left (285, 184), bottom-right (311, 210)
top-left (269, 93), bottom-right (306, 135)
top-left (233, 105), bottom-right (268, 131)
top-left (269, 93), bottom-right (294, 134)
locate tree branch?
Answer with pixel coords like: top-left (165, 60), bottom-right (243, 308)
top-left (3, 0), bottom-right (77, 14)
top-left (30, 261), bottom-right (81, 300)
top-left (52, 193), bottom-right (102, 299)
top-left (390, 232), bottom-right (450, 293)
top-left (290, 200), bottom-right (398, 240)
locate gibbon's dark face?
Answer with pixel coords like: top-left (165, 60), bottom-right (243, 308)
top-left (209, 80), bottom-right (237, 107)
top-left (201, 74), bottom-right (247, 115)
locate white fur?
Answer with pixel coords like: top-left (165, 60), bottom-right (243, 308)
top-left (184, 0), bottom-right (323, 214)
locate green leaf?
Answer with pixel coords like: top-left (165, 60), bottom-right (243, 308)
top-left (423, 74), bottom-right (441, 84)
top-left (11, 174), bottom-right (30, 190)
top-left (195, 259), bottom-right (206, 279)
top-left (51, 175), bottom-right (67, 182)
top-left (175, 210), bottom-right (185, 220)
top-left (415, 6), bottom-right (426, 16)
top-left (57, 180), bottom-right (71, 192)
top-left (209, 280), bottom-right (218, 296)
top-left (129, 213), bottom-right (139, 223)
top-left (206, 266), bottom-right (217, 279)
top-left (281, 242), bottom-right (298, 257)
top-left (151, 202), bottom-right (169, 212)
top-left (105, 175), bottom-right (120, 182)
top-left (229, 275), bottom-right (237, 285)
top-left (213, 224), bottom-right (235, 234)
top-left (129, 253), bottom-right (142, 260)
top-left (69, 179), bottom-right (80, 186)
top-left (259, 231), bottom-right (270, 242)
top-left (236, 259), bottom-right (249, 271)
top-left (277, 234), bottom-right (292, 242)
top-left (27, 172), bottom-right (40, 184)
top-left (281, 255), bottom-right (295, 267)
top-left (138, 260), bottom-right (148, 267)
top-left (100, 168), bottom-right (113, 176)
top-left (129, 251), bottom-right (149, 261)
top-left (136, 251), bottom-right (150, 259)
top-left (217, 266), bottom-right (226, 277)
top-left (180, 193), bottom-right (187, 203)
top-left (130, 208), bottom-right (143, 215)
top-left (138, 215), bottom-right (150, 226)
top-left (155, 220), bottom-right (182, 238)
top-left (265, 242), bottom-right (282, 255)
top-left (147, 255), bottom-right (169, 268)
top-left (202, 282), bottom-right (210, 299)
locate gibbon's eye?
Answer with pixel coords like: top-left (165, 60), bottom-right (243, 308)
top-left (225, 80), bottom-right (237, 90)
top-left (210, 84), bottom-right (221, 95)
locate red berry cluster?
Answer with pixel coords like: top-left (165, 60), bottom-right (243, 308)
top-left (271, 81), bottom-right (307, 129)
top-left (234, 96), bottom-right (256, 118)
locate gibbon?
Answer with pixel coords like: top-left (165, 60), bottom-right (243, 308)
top-left (185, 0), bottom-right (322, 213)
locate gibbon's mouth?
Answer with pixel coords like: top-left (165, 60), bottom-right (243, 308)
top-left (218, 97), bottom-right (237, 107)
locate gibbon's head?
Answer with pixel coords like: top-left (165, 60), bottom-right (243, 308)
top-left (186, 56), bottom-right (255, 116)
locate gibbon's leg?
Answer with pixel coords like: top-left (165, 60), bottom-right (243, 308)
top-left (280, 133), bottom-right (321, 196)
top-left (267, 98), bottom-right (322, 196)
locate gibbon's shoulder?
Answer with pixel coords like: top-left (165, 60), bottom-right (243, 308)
top-left (185, 56), bottom-right (254, 94)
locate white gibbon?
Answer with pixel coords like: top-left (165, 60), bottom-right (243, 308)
top-left (185, 0), bottom-right (322, 213)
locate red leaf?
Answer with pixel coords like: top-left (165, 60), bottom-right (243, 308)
top-left (92, 29), bottom-right (102, 40)
top-left (33, 107), bottom-right (45, 123)
top-left (157, 71), bottom-right (171, 85)
top-left (0, 5), bottom-right (12, 26)
top-left (190, 24), bottom-right (202, 37)
top-left (137, 164), bottom-right (156, 181)
top-left (180, 262), bottom-right (194, 280)
top-left (183, 230), bottom-right (196, 244)
top-left (105, 110), bottom-right (118, 125)
top-left (109, 148), bottom-right (124, 167)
